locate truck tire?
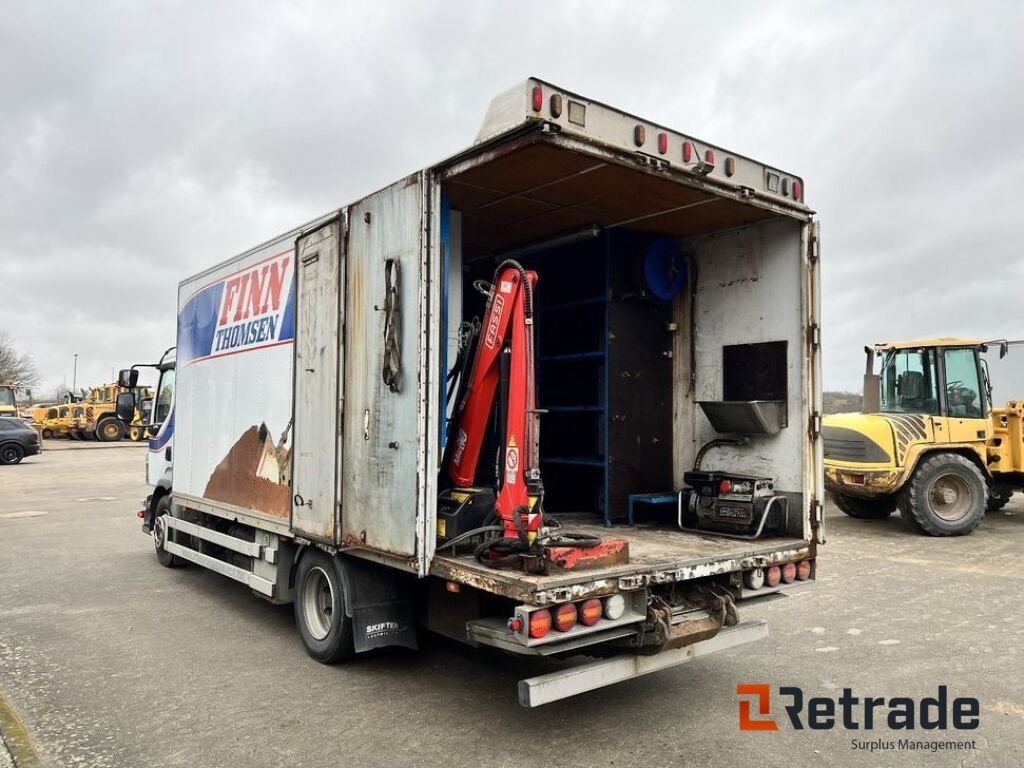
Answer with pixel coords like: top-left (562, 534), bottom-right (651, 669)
top-left (96, 417), bottom-right (126, 442)
top-left (832, 493), bottom-right (895, 520)
top-left (986, 483), bottom-right (1014, 512)
top-left (897, 454), bottom-right (986, 536)
top-left (294, 549), bottom-right (355, 663)
top-left (0, 443), bottom-right (25, 465)
top-left (153, 495), bottom-right (180, 568)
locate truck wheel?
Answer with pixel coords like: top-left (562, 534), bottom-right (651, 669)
top-left (986, 483), bottom-right (1014, 512)
top-left (832, 493), bottom-right (895, 519)
top-left (898, 454), bottom-right (986, 536)
top-left (96, 417), bottom-right (126, 442)
top-left (153, 495), bottom-right (180, 568)
top-left (294, 549), bottom-right (355, 663)
top-left (0, 443), bottom-right (25, 465)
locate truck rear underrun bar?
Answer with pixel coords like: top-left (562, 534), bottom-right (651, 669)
top-left (517, 620), bottom-right (768, 707)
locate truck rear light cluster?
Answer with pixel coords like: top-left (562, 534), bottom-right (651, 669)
top-left (746, 560), bottom-right (813, 590)
top-left (516, 594), bottom-right (631, 639)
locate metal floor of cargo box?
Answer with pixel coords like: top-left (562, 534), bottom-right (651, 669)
top-left (430, 523), bottom-right (808, 603)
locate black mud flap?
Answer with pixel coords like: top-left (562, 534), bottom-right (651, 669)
top-left (336, 556), bottom-right (419, 653)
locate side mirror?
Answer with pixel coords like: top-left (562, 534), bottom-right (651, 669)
top-left (115, 392), bottom-right (136, 421)
top-left (118, 368), bottom-right (139, 388)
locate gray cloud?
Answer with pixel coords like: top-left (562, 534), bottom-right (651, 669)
top-left (3, 1), bottom-right (1023, 394)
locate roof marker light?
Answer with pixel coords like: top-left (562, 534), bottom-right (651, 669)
top-left (657, 132), bottom-right (668, 155)
top-left (531, 85), bottom-right (543, 112)
top-left (549, 93), bottom-right (563, 118)
top-left (725, 157), bottom-right (736, 177)
top-left (682, 141), bottom-right (693, 163)
top-left (633, 124), bottom-right (646, 147)
top-left (792, 179), bottom-right (803, 202)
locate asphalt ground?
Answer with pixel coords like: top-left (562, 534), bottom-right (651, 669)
top-left (1, 444), bottom-right (1022, 767)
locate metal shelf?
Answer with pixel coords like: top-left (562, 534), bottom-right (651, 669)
top-left (541, 456), bottom-right (605, 467)
top-left (540, 351), bottom-right (605, 363)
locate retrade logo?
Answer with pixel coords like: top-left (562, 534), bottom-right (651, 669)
top-left (737, 684), bottom-right (779, 731)
top-left (736, 684), bottom-right (980, 733)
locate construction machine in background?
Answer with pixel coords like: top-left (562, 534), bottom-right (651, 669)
top-left (0, 384), bottom-right (30, 418)
top-left (824, 338), bottom-right (1024, 536)
top-left (38, 383), bottom-right (152, 441)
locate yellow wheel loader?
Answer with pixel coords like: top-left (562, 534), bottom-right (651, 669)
top-left (824, 338), bottom-right (1023, 536)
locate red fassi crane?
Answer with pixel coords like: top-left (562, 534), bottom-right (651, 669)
top-left (444, 261), bottom-right (627, 572)
top-left (447, 262), bottom-right (542, 542)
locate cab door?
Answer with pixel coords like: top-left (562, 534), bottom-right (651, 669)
top-left (939, 347), bottom-right (989, 445)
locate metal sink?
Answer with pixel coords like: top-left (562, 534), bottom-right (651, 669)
top-left (697, 400), bottom-right (787, 435)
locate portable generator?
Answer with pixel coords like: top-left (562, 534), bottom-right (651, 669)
top-left (680, 470), bottom-right (787, 539)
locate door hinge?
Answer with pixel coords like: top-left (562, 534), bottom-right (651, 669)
top-left (808, 229), bottom-right (820, 264)
top-left (808, 323), bottom-right (820, 349)
top-left (811, 411), bottom-right (822, 437)
top-left (811, 498), bottom-right (823, 529)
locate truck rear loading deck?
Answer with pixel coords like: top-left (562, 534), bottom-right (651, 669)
top-left (124, 78), bottom-right (823, 705)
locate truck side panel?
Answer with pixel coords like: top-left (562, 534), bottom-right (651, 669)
top-left (339, 174), bottom-right (428, 561)
top-left (175, 233), bottom-right (299, 520)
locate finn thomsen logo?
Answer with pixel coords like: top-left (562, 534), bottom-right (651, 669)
top-left (737, 684), bottom-right (980, 753)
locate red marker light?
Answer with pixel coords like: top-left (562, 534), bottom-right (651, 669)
top-left (792, 179), bottom-right (803, 201)
top-left (796, 560), bottom-right (812, 580)
top-left (507, 616), bottom-right (523, 633)
top-left (657, 132), bottom-right (668, 154)
top-left (682, 141), bottom-right (693, 163)
top-left (765, 565), bottom-right (782, 587)
top-left (705, 149), bottom-right (715, 165)
top-left (531, 85), bottom-right (543, 112)
top-left (719, 479), bottom-right (732, 495)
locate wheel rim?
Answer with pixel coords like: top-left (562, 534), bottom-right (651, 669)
top-left (928, 473), bottom-right (972, 521)
top-left (301, 566), bottom-right (336, 641)
top-left (1, 447), bottom-right (18, 462)
top-left (153, 516), bottom-right (167, 551)
top-left (102, 423), bottom-right (120, 439)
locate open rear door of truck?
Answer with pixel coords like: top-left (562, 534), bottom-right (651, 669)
top-left (340, 172), bottom-right (439, 573)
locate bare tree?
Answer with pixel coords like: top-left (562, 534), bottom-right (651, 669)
top-left (0, 332), bottom-right (40, 386)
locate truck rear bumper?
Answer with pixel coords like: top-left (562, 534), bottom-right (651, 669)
top-left (517, 619), bottom-right (768, 707)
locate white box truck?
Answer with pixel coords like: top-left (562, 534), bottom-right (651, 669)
top-left (119, 78), bottom-right (823, 706)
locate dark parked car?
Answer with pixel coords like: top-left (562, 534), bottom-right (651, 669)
top-left (0, 417), bottom-right (41, 464)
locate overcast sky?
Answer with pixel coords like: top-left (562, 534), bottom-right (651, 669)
top-left (3, 1), bottom-right (1024, 396)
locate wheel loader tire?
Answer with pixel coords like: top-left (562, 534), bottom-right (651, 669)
top-left (41, 429), bottom-right (54, 439)
top-left (832, 492), bottom-right (895, 520)
top-left (96, 417), bottom-right (126, 442)
top-left (986, 483), bottom-right (1014, 512)
top-left (129, 426), bottom-right (143, 442)
top-left (897, 453), bottom-right (986, 536)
